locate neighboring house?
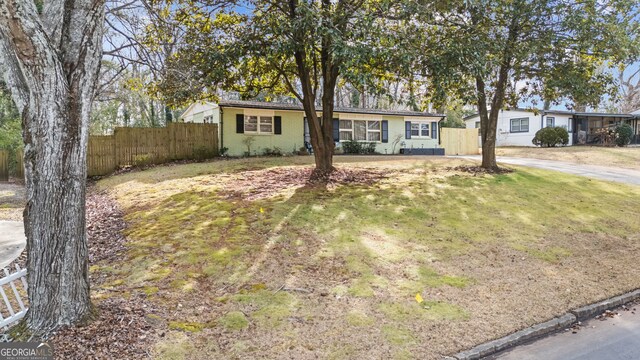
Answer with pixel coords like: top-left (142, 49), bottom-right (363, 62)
top-left (464, 109), bottom-right (640, 146)
top-left (180, 102), bottom-right (220, 124)
top-left (183, 100), bottom-right (445, 156)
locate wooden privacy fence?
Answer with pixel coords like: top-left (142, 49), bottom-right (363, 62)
top-left (0, 151), bottom-right (7, 182)
top-left (88, 123), bottom-right (218, 176)
top-left (441, 128), bottom-right (480, 156)
top-left (11, 123), bottom-right (218, 178)
top-left (15, 149), bottom-right (23, 180)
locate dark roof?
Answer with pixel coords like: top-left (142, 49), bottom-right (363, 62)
top-left (218, 100), bottom-right (444, 118)
top-left (573, 112), bottom-right (634, 118)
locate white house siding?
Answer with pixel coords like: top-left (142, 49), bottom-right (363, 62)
top-left (335, 114), bottom-right (441, 154)
top-left (465, 110), bottom-right (574, 147)
top-left (180, 102), bottom-right (220, 124)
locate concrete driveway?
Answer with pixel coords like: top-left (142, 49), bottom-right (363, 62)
top-left (491, 310), bottom-right (640, 360)
top-left (457, 156), bottom-right (640, 186)
top-left (0, 221), bottom-right (25, 268)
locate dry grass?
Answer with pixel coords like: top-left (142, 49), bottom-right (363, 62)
top-left (496, 146), bottom-right (640, 170)
top-left (93, 155), bottom-right (640, 359)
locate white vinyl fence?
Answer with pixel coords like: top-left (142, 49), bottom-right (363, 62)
top-left (0, 265), bottom-right (28, 338)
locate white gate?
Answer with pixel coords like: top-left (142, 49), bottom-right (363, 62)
top-left (0, 264), bottom-right (28, 335)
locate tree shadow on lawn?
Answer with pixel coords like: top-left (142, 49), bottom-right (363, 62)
top-left (95, 164), bottom-right (640, 359)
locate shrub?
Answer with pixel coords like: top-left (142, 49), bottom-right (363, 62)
top-left (262, 147), bottom-right (283, 157)
top-left (614, 123), bottom-right (633, 147)
top-left (532, 126), bottom-right (569, 147)
top-left (341, 140), bottom-right (377, 154)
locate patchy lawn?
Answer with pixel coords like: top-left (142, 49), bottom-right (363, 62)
top-left (92, 155), bottom-right (640, 359)
top-left (496, 146), bottom-right (640, 170)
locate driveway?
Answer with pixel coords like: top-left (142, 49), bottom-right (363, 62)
top-left (0, 183), bottom-right (26, 267)
top-left (457, 156), bottom-right (640, 186)
top-left (0, 221), bottom-right (25, 268)
top-left (491, 309), bottom-right (640, 360)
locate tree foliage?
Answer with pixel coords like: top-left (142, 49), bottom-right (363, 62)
top-left (153, 0), bottom-right (407, 175)
top-left (0, 82), bottom-right (22, 175)
top-left (408, 0), bottom-right (639, 168)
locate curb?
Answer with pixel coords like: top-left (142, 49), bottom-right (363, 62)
top-left (451, 288), bottom-right (640, 360)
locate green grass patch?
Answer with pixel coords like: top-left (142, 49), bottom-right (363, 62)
top-left (217, 311), bottom-right (249, 331)
top-left (231, 289), bottom-right (297, 328)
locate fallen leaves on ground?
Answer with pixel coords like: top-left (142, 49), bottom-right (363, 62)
top-left (49, 296), bottom-right (155, 360)
top-left (86, 189), bottom-right (128, 264)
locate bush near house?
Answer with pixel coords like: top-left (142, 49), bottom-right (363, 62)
top-left (532, 127), bottom-right (569, 147)
top-left (615, 123), bottom-right (633, 147)
top-left (342, 140), bottom-right (377, 154)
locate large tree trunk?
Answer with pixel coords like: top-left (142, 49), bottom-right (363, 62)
top-left (0, 0), bottom-right (104, 338)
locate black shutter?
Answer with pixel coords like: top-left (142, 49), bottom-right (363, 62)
top-left (405, 121), bottom-right (412, 139)
top-left (381, 120), bottom-right (389, 143)
top-left (432, 122), bottom-right (438, 139)
top-left (236, 114), bottom-right (244, 133)
top-left (274, 116), bottom-right (282, 134)
top-left (332, 118), bottom-right (340, 142)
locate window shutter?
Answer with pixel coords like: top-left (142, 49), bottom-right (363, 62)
top-left (236, 114), bottom-right (244, 134)
top-left (332, 118), bottom-right (340, 142)
top-left (274, 116), bottom-right (282, 134)
top-left (381, 120), bottom-right (389, 143)
top-left (405, 121), bottom-right (412, 139)
top-left (432, 122), bottom-right (438, 139)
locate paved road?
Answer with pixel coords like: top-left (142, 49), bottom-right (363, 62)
top-left (0, 221), bottom-right (25, 268)
top-left (491, 311), bottom-right (640, 360)
top-left (457, 156), bottom-right (640, 186)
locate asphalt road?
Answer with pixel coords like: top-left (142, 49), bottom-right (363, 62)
top-left (457, 156), bottom-right (640, 186)
top-left (0, 220), bottom-right (25, 268)
top-left (491, 310), bottom-right (640, 360)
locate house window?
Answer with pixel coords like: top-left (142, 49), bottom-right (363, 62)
top-left (340, 120), bottom-right (381, 142)
top-left (204, 115), bottom-right (213, 124)
top-left (245, 115), bottom-right (273, 134)
top-left (510, 118), bottom-right (529, 133)
top-left (475, 121), bottom-right (481, 129)
top-left (409, 121), bottom-right (431, 138)
top-left (546, 117), bottom-right (555, 127)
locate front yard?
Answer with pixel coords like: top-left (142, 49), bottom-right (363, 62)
top-left (496, 146), bottom-right (640, 170)
top-left (88, 155), bottom-right (640, 359)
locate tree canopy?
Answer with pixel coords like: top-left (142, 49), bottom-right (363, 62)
top-left (408, 0), bottom-right (639, 168)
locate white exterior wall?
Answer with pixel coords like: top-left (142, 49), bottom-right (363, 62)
top-left (180, 102), bottom-right (220, 124)
top-left (465, 110), bottom-right (574, 147)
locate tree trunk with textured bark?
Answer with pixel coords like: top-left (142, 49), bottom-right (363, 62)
top-left (0, 0), bottom-right (104, 338)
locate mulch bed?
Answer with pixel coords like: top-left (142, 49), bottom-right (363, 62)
top-left (449, 165), bottom-right (514, 175)
top-left (233, 167), bottom-right (388, 200)
top-left (48, 296), bottom-right (155, 359)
